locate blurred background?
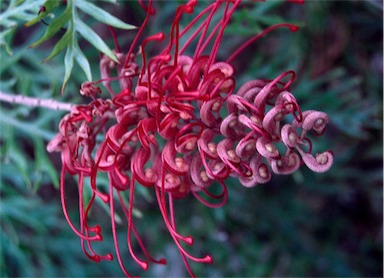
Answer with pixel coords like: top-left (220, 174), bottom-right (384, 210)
top-left (0, 0), bottom-right (382, 277)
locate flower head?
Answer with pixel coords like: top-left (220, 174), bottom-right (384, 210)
top-left (48, 0), bottom-right (333, 277)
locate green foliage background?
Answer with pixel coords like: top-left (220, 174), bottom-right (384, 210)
top-left (0, 0), bottom-right (382, 277)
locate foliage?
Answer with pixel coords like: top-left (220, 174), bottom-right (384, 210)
top-left (0, 0), bottom-right (382, 277)
top-left (0, 0), bottom-right (45, 55)
top-left (1, 0), bottom-right (135, 92)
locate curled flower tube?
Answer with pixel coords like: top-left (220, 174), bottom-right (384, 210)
top-left (197, 129), bottom-right (219, 159)
top-left (175, 122), bottom-right (204, 153)
top-left (236, 136), bottom-right (257, 159)
top-left (131, 147), bottom-right (158, 187)
top-left (200, 97), bottom-right (223, 127)
top-left (217, 138), bottom-right (241, 173)
top-left (190, 152), bottom-right (214, 189)
top-left (239, 155), bottom-right (271, 187)
top-left (299, 110), bottom-right (329, 136)
top-left (220, 113), bottom-right (246, 139)
top-left (163, 141), bottom-right (190, 175)
top-left (271, 152), bottom-right (301, 174)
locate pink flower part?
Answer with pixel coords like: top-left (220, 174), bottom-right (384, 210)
top-left (239, 155), bottom-right (271, 187)
top-left (217, 138), bottom-right (241, 172)
top-left (220, 113), bottom-right (245, 140)
top-left (236, 80), bottom-right (266, 98)
top-left (190, 153), bottom-right (213, 189)
top-left (45, 0), bottom-right (335, 276)
top-left (158, 112), bottom-right (181, 140)
top-left (156, 172), bottom-right (183, 191)
top-left (105, 124), bottom-right (135, 155)
top-left (275, 91), bottom-right (302, 121)
top-left (80, 82), bottom-right (101, 97)
top-left (177, 55), bottom-right (194, 74)
top-left (108, 167), bottom-right (130, 191)
top-left (256, 137), bottom-right (280, 159)
top-left (300, 151), bottom-right (334, 173)
top-left (253, 71), bottom-right (296, 113)
top-left (235, 137), bottom-right (257, 159)
top-left (197, 129), bottom-right (219, 159)
top-left (136, 118), bottom-right (157, 150)
top-left (281, 124), bottom-right (300, 148)
top-left (47, 133), bottom-right (65, 152)
top-left (227, 94), bottom-right (261, 116)
top-left (208, 61), bottom-right (234, 79)
top-left (115, 103), bottom-right (145, 126)
top-left (238, 114), bottom-right (269, 138)
top-left (187, 56), bottom-right (209, 88)
top-left (206, 159), bottom-right (229, 181)
top-left (200, 97), bottom-right (223, 127)
top-left (301, 110), bottom-right (329, 135)
top-left (270, 152), bottom-right (301, 174)
top-left (131, 147), bottom-right (157, 187)
top-left (95, 143), bottom-right (117, 171)
top-left (174, 123), bottom-right (203, 153)
top-left (163, 141), bottom-right (190, 175)
top-left (262, 105), bottom-right (286, 138)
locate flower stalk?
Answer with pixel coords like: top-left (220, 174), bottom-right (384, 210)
top-left (0, 91), bottom-right (74, 111)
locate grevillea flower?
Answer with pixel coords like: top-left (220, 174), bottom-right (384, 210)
top-left (47, 0), bottom-right (333, 277)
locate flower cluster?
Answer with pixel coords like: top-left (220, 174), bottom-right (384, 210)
top-left (47, 0), bottom-right (333, 277)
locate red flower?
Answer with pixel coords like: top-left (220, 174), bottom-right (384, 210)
top-left (48, 0), bottom-right (332, 277)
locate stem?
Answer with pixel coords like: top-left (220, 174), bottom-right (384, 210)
top-left (0, 91), bottom-right (74, 111)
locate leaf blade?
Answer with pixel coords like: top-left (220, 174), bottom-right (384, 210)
top-left (24, 0), bottom-right (61, 27)
top-left (75, 18), bottom-right (117, 62)
top-left (29, 4), bottom-right (72, 48)
top-left (73, 43), bottom-right (92, 81)
top-left (62, 42), bottom-right (74, 93)
top-left (42, 26), bottom-right (72, 62)
top-left (75, 0), bottom-right (136, 30)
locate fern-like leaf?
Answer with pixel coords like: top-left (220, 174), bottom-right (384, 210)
top-left (25, 0), bottom-right (136, 92)
top-left (0, 0), bottom-right (45, 55)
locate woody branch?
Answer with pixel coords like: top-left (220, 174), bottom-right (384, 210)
top-left (0, 91), bottom-right (74, 111)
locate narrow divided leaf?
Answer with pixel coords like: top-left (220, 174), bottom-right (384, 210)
top-left (29, 4), bottom-right (72, 48)
top-left (33, 137), bottom-right (60, 189)
top-left (0, 0), bottom-right (44, 28)
top-left (0, 28), bottom-right (16, 55)
top-left (75, 0), bottom-right (136, 30)
top-left (61, 39), bottom-right (92, 94)
top-left (14, 0), bottom-right (137, 92)
top-left (75, 18), bottom-right (117, 62)
top-left (0, 0), bottom-right (45, 54)
top-left (73, 44), bottom-right (92, 81)
top-left (62, 43), bottom-right (74, 94)
top-left (24, 0), bottom-right (61, 27)
top-left (43, 25), bottom-right (72, 62)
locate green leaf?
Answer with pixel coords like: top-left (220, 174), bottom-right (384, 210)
top-left (62, 42), bottom-right (74, 93)
top-left (0, 27), bottom-right (16, 55)
top-left (0, 0), bottom-right (45, 54)
top-left (75, 18), bottom-right (117, 62)
top-left (29, 4), bottom-right (72, 48)
top-left (61, 38), bottom-right (92, 93)
top-left (75, 0), bottom-right (136, 30)
top-left (2, 0), bottom-right (138, 92)
top-left (33, 137), bottom-right (59, 189)
top-left (73, 43), bottom-right (92, 81)
top-left (24, 0), bottom-right (61, 27)
top-left (43, 24), bottom-right (72, 62)
top-left (0, 0), bottom-right (44, 28)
